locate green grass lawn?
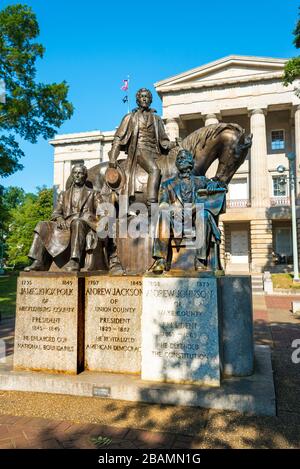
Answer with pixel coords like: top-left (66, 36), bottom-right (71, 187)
top-left (272, 273), bottom-right (300, 289)
top-left (0, 273), bottom-right (18, 318)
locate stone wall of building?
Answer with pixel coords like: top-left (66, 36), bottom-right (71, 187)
top-left (250, 220), bottom-right (273, 272)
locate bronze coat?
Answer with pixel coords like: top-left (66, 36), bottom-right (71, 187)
top-left (35, 185), bottom-right (103, 258)
top-left (153, 175), bottom-right (226, 260)
top-left (110, 110), bottom-right (171, 197)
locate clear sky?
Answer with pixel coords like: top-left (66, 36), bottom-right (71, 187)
top-left (1, 0), bottom-right (299, 192)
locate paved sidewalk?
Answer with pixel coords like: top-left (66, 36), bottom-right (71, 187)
top-left (0, 415), bottom-right (185, 449)
top-left (0, 295), bottom-right (300, 449)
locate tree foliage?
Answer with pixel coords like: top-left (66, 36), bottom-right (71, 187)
top-left (0, 4), bottom-right (74, 177)
top-left (5, 187), bottom-right (53, 267)
top-left (293, 8), bottom-right (300, 49)
top-left (283, 7), bottom-right (300, 96)
top-left (2, 185), bottom-right (25, 212)
top-left (0, 184), bottom-right (25, 232)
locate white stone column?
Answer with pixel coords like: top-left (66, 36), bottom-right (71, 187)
top-left (249, 109), bottom-right (269, 207)
top-left (204, 113), bottom-right (219, 126)
top-left (63, 160), bottom-right (72, 191)
top-left (294, 105), bottom-right (300, 198)
top-left (53, 160), bottom-right (64, 204)
top-left (53, 161), bottom-right (64, 193)
top-left (165, 118), bottom-right (179, 141)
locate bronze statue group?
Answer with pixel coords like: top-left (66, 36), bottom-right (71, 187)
top-left (25, 88), bottom-right (250, 276)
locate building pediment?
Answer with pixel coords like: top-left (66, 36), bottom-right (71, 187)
top-left (155, 55), bottom-right (288, 93)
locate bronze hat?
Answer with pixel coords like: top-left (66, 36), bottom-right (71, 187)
top-left (104, 164), bottom-right (125, 191)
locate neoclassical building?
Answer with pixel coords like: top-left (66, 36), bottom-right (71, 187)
top-left (50, 55), bottom-right (300, 273)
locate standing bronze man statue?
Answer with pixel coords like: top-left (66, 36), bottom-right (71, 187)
top-left (24, 164), bottom-right (122, 273)
top-left (108, 88), bottom-right (176, 207)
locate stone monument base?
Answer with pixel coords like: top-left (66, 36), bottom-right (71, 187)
top-left (13, 272), bottom-right (84, 375)
top-left (142, 275), bottom-right (222, 386)
top-left (0, 345), bottom-right (276, 416)
top-left (12, 272), bottom-right (254, 380)
top-left (84, 274), bottom-right (142, 374)
top-left (8, 271), bottom-right (269, 414)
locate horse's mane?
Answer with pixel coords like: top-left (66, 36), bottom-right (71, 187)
top-left (180, 122), bottom-right (244, 154)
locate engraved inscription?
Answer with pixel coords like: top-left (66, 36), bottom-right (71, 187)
top-left (142, 277), bottom-right (221, 386)
top-left (85, 276), bottom-right (142, 373)
top-left (13, 275), bottom-right (80, 373)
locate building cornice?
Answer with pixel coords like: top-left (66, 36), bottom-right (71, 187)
top-left (49, 130), bottom-right (116, 146)
top-left (154, 55), bottom-right (287, 90)
top-left (156, 71), bottom-right (286, 95)
top-left (49, 131), bottom-right (105, 146)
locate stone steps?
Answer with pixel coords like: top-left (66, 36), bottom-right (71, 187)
top-left (251, 274), bottom-right (264, 295)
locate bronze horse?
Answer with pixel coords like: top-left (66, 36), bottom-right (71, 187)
top-left (80, 123), bottom-right (252, 198)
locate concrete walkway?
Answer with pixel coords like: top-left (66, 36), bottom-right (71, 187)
top-left (0, 295), bottom-right (300, 449)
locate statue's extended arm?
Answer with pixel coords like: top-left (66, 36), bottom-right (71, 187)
top-left (108, 114), bottom-right (131, 167)
top-left (197, 176), bottom-right (228, 194)
top-left (108, 139), bottom-right (121, 168)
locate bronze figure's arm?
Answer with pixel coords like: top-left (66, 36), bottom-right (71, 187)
top-left (108, 114), bottom-right (132, 167)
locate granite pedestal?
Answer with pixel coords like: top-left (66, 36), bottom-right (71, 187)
top-left (220, 276), bottom-right (254, 376)
top-left (142, 276), bottom-right (222, 386)
top-left (7, 272), bottom-right (274, 416)
top-left (85, 274), bottom-right (142, 373)
top-left (13, 272), bottom-right (84, 374)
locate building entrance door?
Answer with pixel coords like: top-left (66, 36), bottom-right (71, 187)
top-left (231, 230), bottom-right (249, 263)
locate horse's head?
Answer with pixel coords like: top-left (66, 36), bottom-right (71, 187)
top-left (214, 129), bottom-right (253, 184)
top-left (236, 131), bottom-right (253, 156)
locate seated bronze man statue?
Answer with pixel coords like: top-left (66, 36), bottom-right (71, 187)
top-left (152, 149), bottom-right (226, 274)
top-left (25, 164), bottom-right (122, 273)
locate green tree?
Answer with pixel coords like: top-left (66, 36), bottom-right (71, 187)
top-left (0, 185), bottom-right (26, 269)
top-left (2, 185), bottom-right (25, 212)
top-left (283, 7), bottom-right (300, 96)
top-left (0, 4), bottom-right (73, 177)
top-left (0, 185), bottom-right (25, 237)
top-left (5, 187), bottom-right (53, 268)
top-left (0, 185), bottom-right (8, 232)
